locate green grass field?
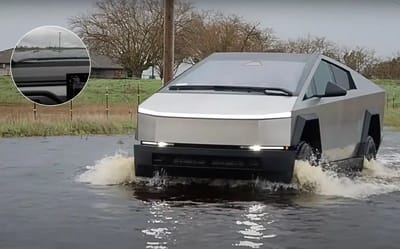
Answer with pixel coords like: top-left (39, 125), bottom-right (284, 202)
top-left (0, 77), bottom-right (163, 106)
top-left (0, 76), bottom-right (163, 136)
top-left (0, 76), bottom-right (27, 105)
top-left (374, 79), bottom-right (400, 106)
top-left (373, 79), bottom-right (400, 128)
top-left (74, 78), bottom-right (163, 106)
top-left (0, 76), bottom-right (399, 137)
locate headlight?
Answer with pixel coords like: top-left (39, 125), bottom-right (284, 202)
top-left (141, 141), bottom-right (174, 147)
top-left (241, 145), bottom-right (287, 151)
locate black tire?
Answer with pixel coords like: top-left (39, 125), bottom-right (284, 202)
top-left (364, 136), bottom-right (377, 161)
top-left (296, 141), bottom-right (319, 166)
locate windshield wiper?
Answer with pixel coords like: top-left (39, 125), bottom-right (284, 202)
top-left (169, 85), bottom-right (293, 96)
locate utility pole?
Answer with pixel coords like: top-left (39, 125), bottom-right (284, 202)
top-left (163, 0), bottom-right (174, 85)
top-left (58, 32), bottom-right (61, 49)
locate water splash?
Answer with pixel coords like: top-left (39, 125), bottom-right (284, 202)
top-left (78, 150), bottom-right (400, 199)
top-left (363, 158), bottom-right (400, 178)
top-left (77, 152), bottom-right (135, 185)
top-left (292, 158), bottom-right (400, 198)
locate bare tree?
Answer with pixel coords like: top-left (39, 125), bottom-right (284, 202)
top-left (277, 35), bottom-right (383, 78)
top-left (370, 52), bottom-right (400, 79)
top-left (70, 1), bottom-right (391, 80)
top-left (279, 35), bottom-right (342, 60)
top-left (341, 47), bottom-right (377, 77)
top-left (183, 11), bottom-right (276, 64)
top-left (70, 0), bottom-right (193, 79)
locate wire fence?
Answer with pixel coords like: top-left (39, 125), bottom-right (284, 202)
top-left (27, 87), bottom-right (399, 121)
top-left (386, 94), bottom-right (399, 110)
top-left (29, 85), bottom-right (144, 121)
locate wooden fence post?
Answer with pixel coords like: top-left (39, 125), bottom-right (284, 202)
top-left (105, 87), bottom-right (109, 119)
top-left (70, 100), bottom-right (73, 121)
top-left (386, 95), bottom-right (389, 109)
top-left (137, 81), bottom-right (141, 111)
top-left (33, 103), bottom-right (37, 120)
top-left (393, 95), bottom-right (395, 109)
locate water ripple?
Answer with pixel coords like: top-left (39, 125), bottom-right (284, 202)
top-left (142, 201), bottom-right (177, 249)
top-left (234, 204), bottom-right (277, 248)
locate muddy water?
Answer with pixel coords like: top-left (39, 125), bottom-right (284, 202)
top-left (1, 132), bottom-right (400, 249)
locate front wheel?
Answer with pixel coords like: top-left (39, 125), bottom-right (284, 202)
top-left (296, 141), bottom-right (319, 166)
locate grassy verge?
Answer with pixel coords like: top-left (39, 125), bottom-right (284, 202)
top-left (0, 76), bottom-right (160, 137)
top-left (0, 76), bottom-right (399, 137)
top-left (374, 79), bottom-right (400, 129)
top-left (0, 76), bottom-right (163, 105)
top-left (0, 118), bottom-right (135, 137)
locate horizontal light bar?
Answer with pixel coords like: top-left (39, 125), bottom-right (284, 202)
top-left (141, 141), bottom-right (157, 146)
top-left (141, 141), bottom-right (174, 147)
top-left (241, 145), bottom-right (287, 151)
top-left (141, 141), bottom-right (287, 150)
top-left (157, 142), bottom-right (170, 147)
top-left (138, 107), bottom-right (291, 120)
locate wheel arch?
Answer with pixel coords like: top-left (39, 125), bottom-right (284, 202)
top-left (359, 111), bottom-right (382, 152)
top-left (292, 115), bottom-right (322, 152)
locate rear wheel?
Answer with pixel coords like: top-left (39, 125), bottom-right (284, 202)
top-left (296, 141), bottom-right (319, 166)
top-left (364, 136), bottom-right (377, 161)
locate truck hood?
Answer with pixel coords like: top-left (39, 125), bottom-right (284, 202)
top-left (139, 93), bottom-right (296, 120)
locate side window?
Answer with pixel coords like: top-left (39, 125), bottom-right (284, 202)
top-left (330, 63), bottom-right (355, 90)
top-left (306, 61), bottom-right (335, 98)
top-left (304, 60), bottom-right (355, 100)
top-left (305, 78), bottom-right (316, 99)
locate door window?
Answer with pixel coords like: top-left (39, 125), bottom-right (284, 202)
top-left (330, 63), bottom-right (355, 90)
top-left (305, 60), bottom-right (355, 99)
top-left (310, 61), bottom-right (335, 97)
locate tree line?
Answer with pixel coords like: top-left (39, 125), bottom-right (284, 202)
top-left (70, 0), bottom-right (400, 80)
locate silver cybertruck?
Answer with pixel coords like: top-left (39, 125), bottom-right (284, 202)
top-left (134, 53), bottom-right (385, 183)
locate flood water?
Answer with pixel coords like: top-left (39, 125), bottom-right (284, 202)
top-left (1, 132), bottom-right (400, 249)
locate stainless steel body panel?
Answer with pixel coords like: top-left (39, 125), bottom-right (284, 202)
top-left (138, 113), bottom-right (292, 146)
top-left (12, 65), bottom-right (90, 83)
top-left (139, 93), bottom-right (294, 119)
top-left (292, 91), bottom-right (384, 161)
top-left (17, 85), bottom-right (67, 96)
top-left (138, 93), bottom-right (296, 146)
top-left (293, 55), bottom-right (385, 161)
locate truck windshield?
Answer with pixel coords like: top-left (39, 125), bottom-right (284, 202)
top-left (170, 55), bottom-right (307, 95)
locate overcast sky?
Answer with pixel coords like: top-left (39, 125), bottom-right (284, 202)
top-left (0, 0), bottom-right (399, 57)
top-left (17, 26), bottom-right (86, 48)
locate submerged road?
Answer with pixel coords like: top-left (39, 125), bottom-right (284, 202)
top-left (0, 132), bottom-right (400, 249)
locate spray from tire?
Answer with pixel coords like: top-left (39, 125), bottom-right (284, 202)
top-left (77, 151), bottom-right (400, 199)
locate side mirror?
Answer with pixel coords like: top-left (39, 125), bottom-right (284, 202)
top-left (315, 81), bottom-right (347, 98)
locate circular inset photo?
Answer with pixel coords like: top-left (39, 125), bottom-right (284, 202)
top-left (10, 26), bottom-right (90, 106)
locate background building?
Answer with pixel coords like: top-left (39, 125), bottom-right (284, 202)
top-left (89, 53), bottom-right (127, 79)
top-left (0, 48), bottom-right (12, 76)
top-left (0, 48), bottom-right (128, 79)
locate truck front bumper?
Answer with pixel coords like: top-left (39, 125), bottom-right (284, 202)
top-left (134, 141), bottom-right (296, 183)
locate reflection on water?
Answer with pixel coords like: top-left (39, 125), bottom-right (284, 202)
top-left (234, 204), bottom-right (276, 248)
top-left (142, 201), bottom-right (176, 249)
